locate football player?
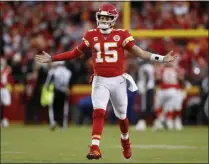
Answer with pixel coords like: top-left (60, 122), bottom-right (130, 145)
top-left (0, 57), bottom-right (13, 127)
top-left (35, 3), bottom-right (176, 160)
top-left (153, 56), bottom-right (186, 131)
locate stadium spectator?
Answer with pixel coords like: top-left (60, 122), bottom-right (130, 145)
top-left (44, 61), bottom-right (72, 130)
top-left (135, 59), bottom-right (156, 131)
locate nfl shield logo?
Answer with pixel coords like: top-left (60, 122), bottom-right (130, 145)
top-left (113, 35), bottom-right (120, 41)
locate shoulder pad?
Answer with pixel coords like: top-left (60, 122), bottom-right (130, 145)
top-left (115, 29), bottom-right (126, 32)
top-left (88, 29), bottom-right (97, 32)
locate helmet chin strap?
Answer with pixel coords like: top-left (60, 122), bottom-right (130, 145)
top-left (96, 14), bottom-right (116, 34)
top-left (99, 28), bottom-right (113, 34)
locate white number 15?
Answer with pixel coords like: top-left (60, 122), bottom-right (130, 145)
top-left (94, 42), bottom-right (118, 63)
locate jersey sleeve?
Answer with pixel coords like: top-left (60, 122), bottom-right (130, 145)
top-left (122, 30), bottom-right (135, 50)
top-left (82, 31), bottom-right (91, 48)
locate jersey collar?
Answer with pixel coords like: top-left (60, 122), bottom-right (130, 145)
top-left (98, 28), bottom-right (113, 34)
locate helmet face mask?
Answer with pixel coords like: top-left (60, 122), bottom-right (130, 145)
top-left (96, 3), bottom-right (118, 30)
top-left (96, 14), bottom-right (116, 29)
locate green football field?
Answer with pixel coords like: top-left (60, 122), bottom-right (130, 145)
top-left (1, 124), bottom-right (208, 163)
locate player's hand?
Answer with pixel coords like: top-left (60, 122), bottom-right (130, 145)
top-left (35, 51), bottom-right (52, 63)
top-left (163, 51), bottom-right (177, 63)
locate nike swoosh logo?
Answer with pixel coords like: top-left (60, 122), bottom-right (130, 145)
top-left (120, 79), bottom-right (125, 84)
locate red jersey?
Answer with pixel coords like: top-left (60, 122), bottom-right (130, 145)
top-left (0, 66), bottom-right (12, 88)
top-left (82, 28), bottom-right (135, 77)
top-left (158, 66), bottom-right (184, 89)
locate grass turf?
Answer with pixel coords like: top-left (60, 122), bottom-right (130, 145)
top-left (1, 124), bottom-right (208, 163)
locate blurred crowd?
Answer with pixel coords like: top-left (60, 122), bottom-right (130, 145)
top-left (131, 1), bottom-right (208, 29)
top-left (1, 1), bottom-right (208, 85)
top-left (130, 1), bottom-right (208, 84)
top-left (1, 2), bottom-right (208, 126)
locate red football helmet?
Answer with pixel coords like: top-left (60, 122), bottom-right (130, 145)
top-left (96, 3), bottom-right (119, 30)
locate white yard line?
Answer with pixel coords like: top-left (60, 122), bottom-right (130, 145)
top-left (1, 159), bottom-right (41, 163)
top-left (1, 159), bottom-right (62, 163)
top-left (1, 142), bottom-right (10, 146)
top-left (111, 144), bottom-right (208, 150)
top-left (1, 151), bottom-right (25, 154)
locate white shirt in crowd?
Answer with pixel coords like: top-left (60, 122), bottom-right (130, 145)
top-left (45, 65), bottom-right (72, 92)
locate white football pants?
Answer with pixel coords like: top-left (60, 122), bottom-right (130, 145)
top-left (91, 75), bottom-right (127, 120)
top-left (155, 88), bottom-right (184, 112)
top-left (0, 88), bottom-right (11, 106)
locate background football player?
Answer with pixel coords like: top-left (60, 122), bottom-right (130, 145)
top-left (153, 55), bottom-right (186, 131)
top-left (35, 3), bottom-right (177, 160)
top-left (0, 57), bottom-right (13, 127)
top-left (135, 58), bottom-right (156, 131)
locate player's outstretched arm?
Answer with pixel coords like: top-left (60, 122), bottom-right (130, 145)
top-left (35, 49), bottom-right (81, 63)
top-left (35, 41), bottom-right (88, 63)
top-left (35, 51), bottom-right (52, 63)
top-left (129, 45), bottom-right (177, 63)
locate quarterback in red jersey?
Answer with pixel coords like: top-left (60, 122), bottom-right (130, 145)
top-left (35, 3), bottom-right (176, 160)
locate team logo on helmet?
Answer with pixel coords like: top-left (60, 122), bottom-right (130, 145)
top-left (113, 35), bottom-right (120, 41)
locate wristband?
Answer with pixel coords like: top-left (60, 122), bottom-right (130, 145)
top-left (150, 54), bottom-right (164, 62)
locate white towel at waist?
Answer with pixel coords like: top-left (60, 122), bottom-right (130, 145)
top-left (122, 73), bottom-right (138, 92)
